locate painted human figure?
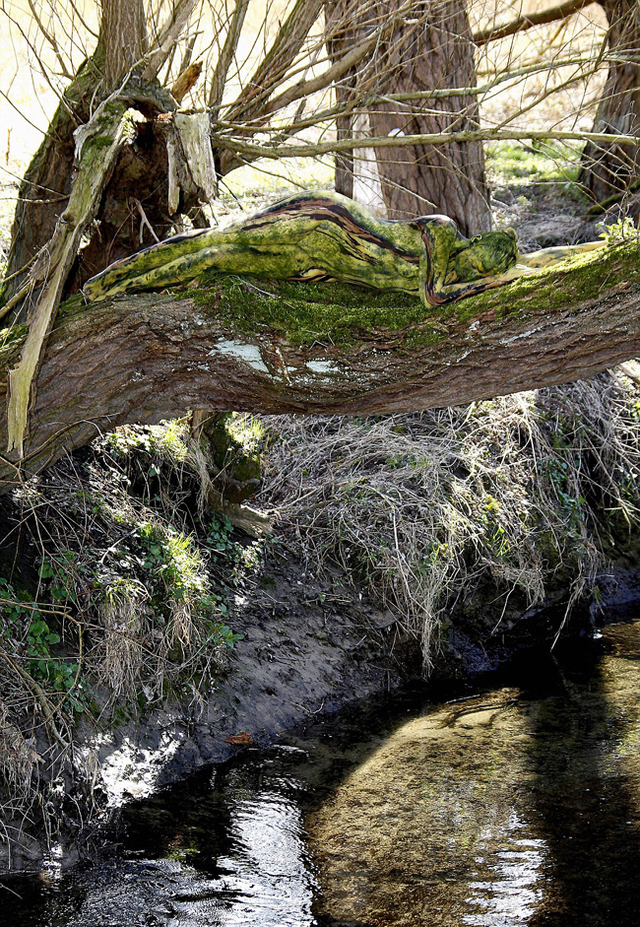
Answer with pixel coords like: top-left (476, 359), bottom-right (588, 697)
top-left (83, 191), bottom-right (607, 307)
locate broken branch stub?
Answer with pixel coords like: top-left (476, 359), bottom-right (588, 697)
top-left (166, 112), bottom-right (218, 216)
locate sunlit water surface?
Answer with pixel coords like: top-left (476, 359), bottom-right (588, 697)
top-left (4, 619), bottom-right (640, 926)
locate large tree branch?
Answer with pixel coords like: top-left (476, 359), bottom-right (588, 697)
top-left (0, 241), bottom-right (638, 492)
top-left (210, 126), bottom-right (640, 162)
top-left (142, 0), bottom-right (199, 82)
top-left (208, 0), bottom-right (251, 114)
top-left (222, 0), bottom-right (323, 128)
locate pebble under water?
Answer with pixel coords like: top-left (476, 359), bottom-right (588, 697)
top-left (4, 618), bottom-right (640, 926)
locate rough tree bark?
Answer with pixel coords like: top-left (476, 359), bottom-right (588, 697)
top-left (3, 57), bottom-right (103, 304)
top-left (0, 239), bottom-right (638, 491)
top-left (325, 0), bottom-right (491, 234)
top-left (579, 0), bottom-right (640, 201)
top-left (101, 0), bottom-right (149, 86)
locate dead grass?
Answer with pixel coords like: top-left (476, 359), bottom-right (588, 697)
top-left (0, 420), bottom-right (242, 859)
top-left (260, 372), bottom-right (640, 671)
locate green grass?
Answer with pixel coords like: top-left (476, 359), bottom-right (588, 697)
top-left (486, 139), bottom-right (583, 187)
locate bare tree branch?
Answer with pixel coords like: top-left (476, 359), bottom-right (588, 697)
top-left (211, 125), bottom-right (640, 161)
top-left (473, 0), bottom-right (596, 47)
top-left (26, 0), bottom-right (73, 79)
top-left (171, 59), bottom-right (203, 103)
top-left (142, 0), bottom-right (199, 82)
top-left (209, 0), bottom-right (250, 114)
top-left (216, 55), bottom-right (604, 138)
top-left (223, 0), bottom-right (323, 126)
top-left (262, 29), bottom-right (383, 118)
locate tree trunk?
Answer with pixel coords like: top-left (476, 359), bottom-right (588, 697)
top-left (2, 1), bottom-right (184, 305)
top-left (1, 240), bottom-right (638, 490)
top-left (2, 58), bottom-right (103, 303)
top-left (325, 0), bottom-right (491, 234)
top-left (101, 0), bottom-right (149, 88)
top-left (579, 0), bottom-right (640, 202)
top-left (325, 8), bottom-right (356, 200)
top-left (2, 0), bottom-right (331, 307)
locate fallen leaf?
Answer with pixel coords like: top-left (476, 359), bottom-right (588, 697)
top-left (225, 732), bottom-right (253, 745)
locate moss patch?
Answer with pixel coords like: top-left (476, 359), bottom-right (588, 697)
top-left (0, 323), bottom-right (28, 366)
top-left (187, 274), bottom-right (432, 346)
top-left (182, 241), bottom-right (640, 347)
top-left (451, 241), bottom-right (639, 324)
top-left (56, 293), bottom-right (86, 321)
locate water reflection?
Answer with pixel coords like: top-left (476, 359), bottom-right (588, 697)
top-left (308, 690), bottom-right (550, 925)
top-left (464, 815), bottom-right (546, 926)
top-left (5, 621), bottom-right (640, 927)
top-left (522, 627), bottom-right (640, 926)
top-left (308, 621), bottom-right (640, 926)
top-left (100, 760), bottom-right (318, 927)
top-left (169, 775), bottom-right (317, 926)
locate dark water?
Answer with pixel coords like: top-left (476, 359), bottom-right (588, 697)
top-left (4, 619), bottom-right (640, 926)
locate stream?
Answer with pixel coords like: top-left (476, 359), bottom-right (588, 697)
top-left (4, 617), bottom-right (640, 926)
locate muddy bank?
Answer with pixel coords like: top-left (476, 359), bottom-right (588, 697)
top-left (8, 530), bottom-right (640, 875)
top-left (1, 544), bottom-right (416, 872)
top-left (89, 557), bottom-right (410, 800)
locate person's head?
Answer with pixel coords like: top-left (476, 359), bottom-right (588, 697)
top-left (446, 229), bottom-right (518, 284)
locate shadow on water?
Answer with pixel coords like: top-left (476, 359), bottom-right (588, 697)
top-left (520, 625), bottom-right (640, 926)
top-left (0, 688), bottom-right (424, 927)
top-left (305, 621), bottom-right (640, 927)
top-left (5, 623), bottom-right (640, 926)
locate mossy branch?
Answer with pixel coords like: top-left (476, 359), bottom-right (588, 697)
top-left (0, 240), bottom-right (639, 491)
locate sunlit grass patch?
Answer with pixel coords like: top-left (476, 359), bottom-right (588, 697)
top-left (486, 139), bottom-right (583, 187)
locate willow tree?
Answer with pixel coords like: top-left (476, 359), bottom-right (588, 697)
top-left (3, 0), bottom-right (325, 302)
top-left (578, 0), bottom-right (640, 200)
top-left (473, 0), bottom-right (640, 204)
top-left (325, 0), bottom-right (491, 235)
top-left (2, 0), bottom-right (640, 470)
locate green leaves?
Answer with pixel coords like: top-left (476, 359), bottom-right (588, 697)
top-left (0, 574), bottom-right (84, 711)
top-left (206, 514), bottom-right (235, 555)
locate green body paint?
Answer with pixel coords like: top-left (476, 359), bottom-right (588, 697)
top-left (83, 191), bottom-right (608, 308)
top-left (82, 192), bottom-right (520, 308)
